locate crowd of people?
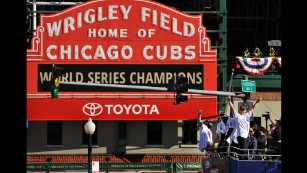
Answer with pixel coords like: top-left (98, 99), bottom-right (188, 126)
top-left (197, 96), bottom-right (281, 160)
top-left (243, 47), bottom-right (278, 58)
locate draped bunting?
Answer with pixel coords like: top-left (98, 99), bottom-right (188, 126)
top-left (236, 56), bottom-right (281, 75)
top-left (276, 58), bottom-right (282, 68)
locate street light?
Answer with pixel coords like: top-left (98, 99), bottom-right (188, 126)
top-left (84, 118), bottom-right (96, 173)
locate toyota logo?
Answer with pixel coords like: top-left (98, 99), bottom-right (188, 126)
top-left (83, 103), bottom-right (103, 116)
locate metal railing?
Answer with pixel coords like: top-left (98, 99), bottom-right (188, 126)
top-left (206, 145), bottom-right (281, 161)
top-left (27, 162), bottom-right (202, 173)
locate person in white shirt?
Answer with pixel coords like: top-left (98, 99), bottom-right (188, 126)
top-left (226, 95), bottom-right (262, 159)
top-left (214, 112), bottom-right (226, 148)
top-left (222, 114), bottom-right (239, 154)
top-left (197, 109), bottom-right (214, 153)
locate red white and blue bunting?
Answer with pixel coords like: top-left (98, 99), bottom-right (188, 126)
top-left (236, 56), bottom-right (281, 75)
top-left (276, 58), bottom-right (282, 68)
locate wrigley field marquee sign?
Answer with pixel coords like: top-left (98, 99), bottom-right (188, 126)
top-left (27, 0), bottom-right (217, 120)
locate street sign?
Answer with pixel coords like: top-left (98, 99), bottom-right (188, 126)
top-left (241, 80), bottom-right (256, 92)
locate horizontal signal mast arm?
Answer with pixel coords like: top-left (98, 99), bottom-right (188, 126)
top-left (188, 89), bottom-right (245, 98)
top-left (60, 82), bottom-right (169, 91)
top-left (60, 82), bottom-right (245, 98)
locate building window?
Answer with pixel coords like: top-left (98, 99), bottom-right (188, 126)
top-left (147, 121), bottom-right (162, 145)
top-left (47, 121), bottom-right (62, 145)
top-left (82, 120), bottom-right (98, 145)
top-left (182, 120), bottom-right (197, 144)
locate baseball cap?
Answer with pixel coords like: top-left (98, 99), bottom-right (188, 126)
top-left (240, 105), bottom-right (248, 110)
top-left (218, 111), bottom-right (226, 116)
top-left (205, 119), bottom-right (215, 124)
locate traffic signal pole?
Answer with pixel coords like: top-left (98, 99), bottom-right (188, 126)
top-left (61, 82), bottom-right (169, 91)
top-left (60, 82), bottom-right (246, 98)
top-left (187, 89), bottom-right (244, 98)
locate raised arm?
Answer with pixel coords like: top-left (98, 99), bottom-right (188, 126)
top-left (268, 116), bottom-right (275, 126)
top-left (227, 96), bottom-right (237, 116)
top-left (197, 109), bottom-right (203, 127)
top-left (251, 96), bottom-right (262, 113)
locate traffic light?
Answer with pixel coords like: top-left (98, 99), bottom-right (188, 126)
top-left (243, 92), bottom-right (250, 102)
top-left (51, 65), bottom-right (66, 99)
top-left (51, 76), bottom-right (59, 98)
top-left (174, 75), bottom-right (188, 104)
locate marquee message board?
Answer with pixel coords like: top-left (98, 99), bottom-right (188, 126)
top-left (27, 0), bottom-right (217, 120)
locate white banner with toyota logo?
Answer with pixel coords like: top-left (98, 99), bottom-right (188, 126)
top-left (27, 97), bottom-right (217, 120)
top-left (82, 103), bottom-right (159, 116)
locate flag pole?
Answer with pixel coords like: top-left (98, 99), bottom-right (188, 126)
top-left (229, 69), bottom-right (234, 93)
top-left (228, 69), bottom-right (235, 117)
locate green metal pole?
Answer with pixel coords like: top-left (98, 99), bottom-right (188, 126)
top-left (46, 158), bottom-right (52, 173)
top-left (167, 162), bottom-right (173, 173)
top-left (106, 162), bottom-right (109, 173)
top-left (118, 121), bottom-right (126, 154)
top-left (46, 164), bottom-right (49, 173)
top-left (218, 0), bottom-right (228, 112)
top-left (105, 155), bottom-right (110, 173)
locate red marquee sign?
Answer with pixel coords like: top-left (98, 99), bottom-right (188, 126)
top-left (27, 0), bottom-right (217, 120)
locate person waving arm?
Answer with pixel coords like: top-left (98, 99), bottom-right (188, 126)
top-left (227, 96), bottom-right (237, 116)
top-left (251, 96), bottom-right (262, 114)
top-left (197, 109), bottom-right (203, 128)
